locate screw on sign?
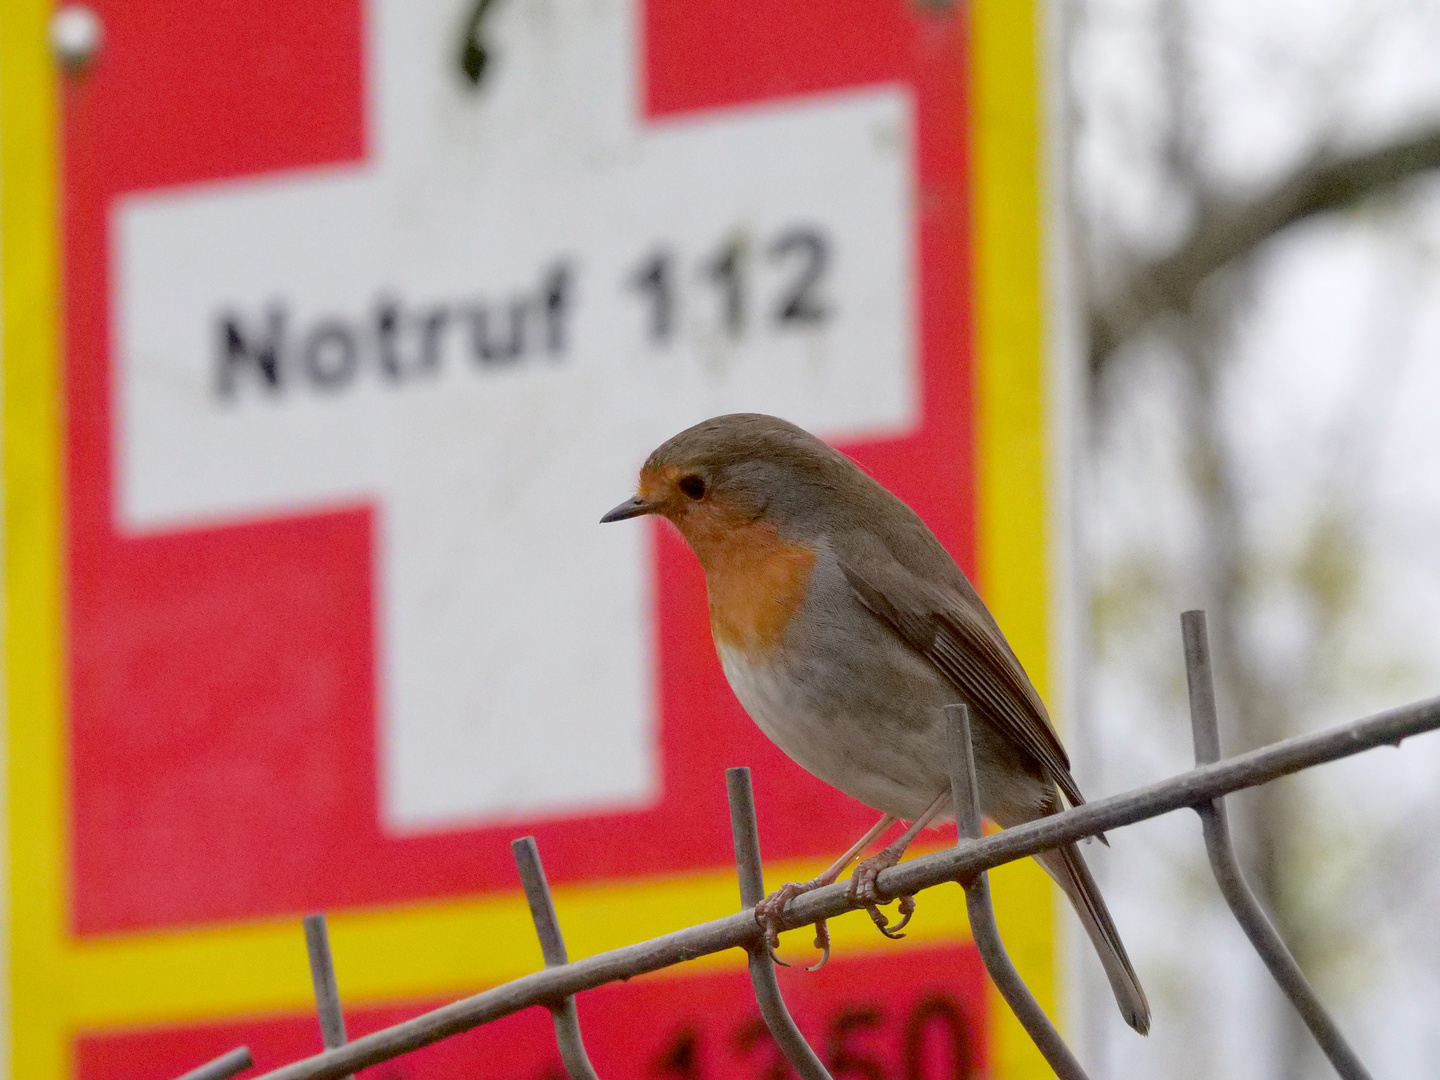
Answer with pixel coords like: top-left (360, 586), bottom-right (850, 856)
top-left (49, 3), bottom-right (102, 70)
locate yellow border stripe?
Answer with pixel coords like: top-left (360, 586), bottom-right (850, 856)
top-left (2, 1), bottom-right (70, 1077)
top-left (972, 2), bottom-right (1057, 1079)
top-left (64, 850), bottom-right (973, 1030)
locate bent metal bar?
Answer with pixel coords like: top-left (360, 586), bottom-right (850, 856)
top-left (193, 611), bottom-right (1434, 1080)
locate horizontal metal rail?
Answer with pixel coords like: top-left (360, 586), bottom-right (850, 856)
top-left (251, 687), bottom-right (1440, 1080)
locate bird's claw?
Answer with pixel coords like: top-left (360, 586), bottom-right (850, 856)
top-left (807, 919), bottom-right (832, 971)
top-left (849, 848), bottom-right (916, 940)
top-left (865, 894), bottom-right (915, 939)
top-left (754, 880), bottom-right (828, 969)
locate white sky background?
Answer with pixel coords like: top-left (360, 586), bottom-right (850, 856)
top-left (1064, 1), bottom-right (1440, 1076)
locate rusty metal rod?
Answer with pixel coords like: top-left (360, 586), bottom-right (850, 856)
top-left (512, 836), bottom-right (602, 1080)
top-left (174, 1046), bottom-right (254, 1080)
top-left (726, 767), bottom-right (834, 1080)
top-left (252, 688), bottom-right (1440, 1080)
top-left (1181, 611), bottom-right (1375, 1080)
top-left (302, 915), bottom-right (352, 1080)
top-left (946, 704), bottom-right (1090, 1080)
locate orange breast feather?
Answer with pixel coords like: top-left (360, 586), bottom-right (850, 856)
top-left (687, 518), bottom-right (816, 658)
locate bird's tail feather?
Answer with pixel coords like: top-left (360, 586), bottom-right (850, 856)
top-left (1036, 843), bottom-right (1151, 1035)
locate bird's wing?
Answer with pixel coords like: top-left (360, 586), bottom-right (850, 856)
top-left (835, 535), bottom-right (1086, 808)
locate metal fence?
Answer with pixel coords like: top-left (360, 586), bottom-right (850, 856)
top-left (173, 610), bottom-right (1440, 1080)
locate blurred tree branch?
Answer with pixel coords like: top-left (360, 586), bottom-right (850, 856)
top-left (1089, 126), bottom-right (1440, 381)
top-left (1067, 3), bottom-right (1440, 1076)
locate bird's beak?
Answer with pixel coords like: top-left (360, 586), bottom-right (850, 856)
top-left (600, 495), bottom-right (656, 523)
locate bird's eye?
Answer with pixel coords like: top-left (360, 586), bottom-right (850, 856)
top-left (678, 474), bottom-right (706, 500)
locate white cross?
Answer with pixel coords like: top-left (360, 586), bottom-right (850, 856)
top-left (117, 0), bottom-right (916, 833)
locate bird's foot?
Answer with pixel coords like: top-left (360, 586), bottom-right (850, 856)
top-left (754, 880), bottom-right (831, 970)
top-left (849, 847), bottom-right (916, 940)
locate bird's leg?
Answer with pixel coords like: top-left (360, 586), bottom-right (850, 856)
top-left (849, 791), bottom-right (950, 940)
top-left (754, 813), bottom-right (898, 970)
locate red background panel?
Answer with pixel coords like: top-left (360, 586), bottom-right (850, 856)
top-left (77, 945), bottom-right (987, 1080)
top-left (62, 0), bottom-right (973, 933)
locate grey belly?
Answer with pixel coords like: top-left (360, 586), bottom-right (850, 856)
top-left (717, 555), bottom-right (1052, 826)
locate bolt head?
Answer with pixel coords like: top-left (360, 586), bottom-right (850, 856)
top-left (50, 4), bottom-right (103, 71)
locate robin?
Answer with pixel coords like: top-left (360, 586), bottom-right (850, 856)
top-left (601, 413), bottom-right (1150, 1035)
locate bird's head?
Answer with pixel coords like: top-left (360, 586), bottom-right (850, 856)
top-left (600, 413), bottom-right (859, 550)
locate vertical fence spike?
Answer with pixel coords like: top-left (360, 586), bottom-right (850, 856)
top-left (174, 1046), bottom-right (254, 1080)
top-left (1181, 611), bottom-right (1375, 1080)
top-left (512, 836), bottom-right (603, 1080)
top-left (726, 767), bottom-right (835, 1080)
top-left (944, 704), bottom-right (1092, 1080)
top-left (302, 915), bottom-right (353, 1080)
